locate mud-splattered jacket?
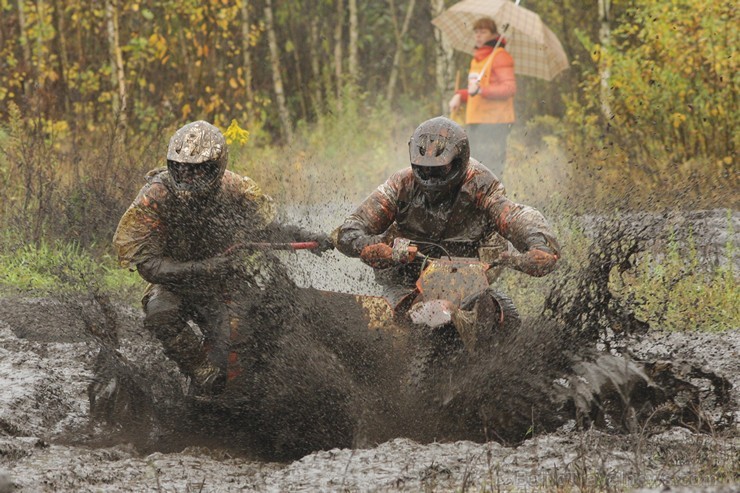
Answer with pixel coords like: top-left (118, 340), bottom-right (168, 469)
top-left (113, 168), bottom-right (276, 292)
top-left (336, 159), bottom-right (559, 260)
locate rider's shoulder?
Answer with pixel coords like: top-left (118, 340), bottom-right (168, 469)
top-left (144, 166), bottom-right (167, 183)
top-left (222, 170), bottom-right (270, 201)
top-left (387, 167), bottom-right (415, 186)
top-left (465, 159), bottom-right (504, 191)
top-left (138, 168), bottom-right (170, 203)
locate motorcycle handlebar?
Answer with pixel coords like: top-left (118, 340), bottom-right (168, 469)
top-left (224, 241), bottom-right (319, 255)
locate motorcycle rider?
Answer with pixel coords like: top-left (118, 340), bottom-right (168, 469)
top-left (335, 116), bottom-right (560, 317)
top-left (113, 120), bottom-right (333, 393)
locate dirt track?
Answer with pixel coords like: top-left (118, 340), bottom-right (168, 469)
top-left (0, 209), bottom-right (738, 492)
top-left (0, 298), bottom-right (737, 491)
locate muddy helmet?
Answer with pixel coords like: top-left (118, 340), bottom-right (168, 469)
top-left (166, 121), bottom-right (228, 199)
top-left (409, 116), bottom-right (470, 195)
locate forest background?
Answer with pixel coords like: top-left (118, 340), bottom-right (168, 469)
top-left (0, 0), bottom-right (736, 330)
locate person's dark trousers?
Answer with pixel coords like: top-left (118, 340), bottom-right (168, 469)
top-left (467, 123), bottom-right (512, 179)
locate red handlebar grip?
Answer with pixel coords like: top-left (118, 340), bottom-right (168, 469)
top-left (290, 241), bottom-right (319, 250)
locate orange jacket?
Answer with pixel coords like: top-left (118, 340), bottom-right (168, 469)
top-left (457, 45), bottom-right (516, 124)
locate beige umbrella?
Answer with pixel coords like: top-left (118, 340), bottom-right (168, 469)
top-left (432, 0), bottom-right (569, 81)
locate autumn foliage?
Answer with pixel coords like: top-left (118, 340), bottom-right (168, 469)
top-left (0, 0), bottom-right (737, 249)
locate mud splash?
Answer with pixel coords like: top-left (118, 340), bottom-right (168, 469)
top-left (0, 210), bottom-right (738, 491)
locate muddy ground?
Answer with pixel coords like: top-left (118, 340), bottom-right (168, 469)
top-left (0, 210), bottom-right (738, 492)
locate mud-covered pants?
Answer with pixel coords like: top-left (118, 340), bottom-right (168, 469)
top-left (142, 285), bottom-right (233, 377)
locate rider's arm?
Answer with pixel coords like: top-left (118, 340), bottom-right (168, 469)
top-left (136, 255), bottom-right (234, 286)
top-left (336, 171), bottom-right (403, 257)
top-left (480, 188), bottom-right (560, 276)
top-left (114, 181), bottom-right (238, 287)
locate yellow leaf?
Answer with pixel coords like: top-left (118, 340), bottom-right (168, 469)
top-left (223, 119), bottom-right (250, 146)
top-left (181, 103), bottom-right (191, 120)
top-left (229, 77), bottom-right (238, 89)
top-left (670, 112), bottom-right (686, 128)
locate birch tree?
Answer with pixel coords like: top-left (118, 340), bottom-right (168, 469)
top-left (308, 16), bottom-right (324, 111)
top-left (598, 0), bottom-right (613, 120)
top-left (348, 0), bottom-right (358, 82)
top-left (240, 0), bottom-right (254, 116)
top-left (264, 0), bottom-right (293, 143)
top-left (386, 0), bottom-right (416, 103)
top-left (431, 0), bottom-right (455, 114)
top-left (16, 0), bottom-right (32, 98)
top-left (104, 0), bottom-right (127, 132)
top-left (333, 0), bottom-right (344, 100)
top-left (51, 0), bottom-right (70, 116)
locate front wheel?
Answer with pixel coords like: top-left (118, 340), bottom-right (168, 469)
top-left (457, 288), bottom-right (521, 350)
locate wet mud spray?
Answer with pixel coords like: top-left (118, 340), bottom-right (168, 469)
top-left (0, 211), bottom-right (738, 491)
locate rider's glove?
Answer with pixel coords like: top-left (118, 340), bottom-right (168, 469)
top-left (360, 243), bottom-right (395, 269)
top-left (391, 237), bottom-right (418, 264)
top-left (305, 231), bottom-right (335, 255)
top-left (500, 248), bottom-right (558, 277)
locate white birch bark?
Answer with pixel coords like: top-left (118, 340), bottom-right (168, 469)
top-left (598, 0), bottom-right (613, 120)
top-left (240, 0), bottom-right (255, 114)
top-left (104, 0), bottom-right (128, 131)
top-left (333, 0), bottom-right (345, 100)
top-left (348, 0), bottom-right (358, 82)
top-left (386, 0), bottom-right (416, 103)
top-left (265, 0), bottom-right (293, 143)
top-left (16, 0), bottom-right (33, 98)
top-left (431, 0), bottom-right (455, 114)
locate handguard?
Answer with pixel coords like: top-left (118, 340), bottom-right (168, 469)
top-left (391, 238), bottom-right (418, 264)
top-left (498, 248), bottom-right (558, 277)
top-left (360, 238), bottom-right (418, 269)
top-left (360, 243), bottom-right (394, 269)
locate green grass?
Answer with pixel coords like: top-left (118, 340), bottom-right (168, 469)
top-left (0, 239), bottom-right (144, 302)
top-left (497, 214), bottom-right (738, 333)
top-left (610, 225), bottom-right (739, 332)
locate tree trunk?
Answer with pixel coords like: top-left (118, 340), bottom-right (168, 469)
top-left (333, 0), bottom-right (344, 101)
top-left (386, 0), bottom-right (416, 103)
top-left (431, 0), bottom-right (455, 115)
top-left (16, 0), bottom-right (33, 99)
top-left (290, 25), bottom-right (309, 121)
top-left (239, 0), bottom-right (254, 116)
top-left (264, 0), bottom-right (293, 143)
top-left (598, 0), bottom-right (613, 121)
top-left (104, 0), bottom-right (128, 133)
top-left (348, 0), bottom-right (358, 82)
top-left (51, 0), bottom-right (71, 117)
top-left (308, 16), bottom-right (324, 112)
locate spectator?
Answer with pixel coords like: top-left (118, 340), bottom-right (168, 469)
top-left (448, 17), bottom-right (516, 178)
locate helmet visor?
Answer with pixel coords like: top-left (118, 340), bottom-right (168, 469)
top-left (168, 160), bottom-right (222, 192)
top-left (413, 162), bottom-right (453, 181)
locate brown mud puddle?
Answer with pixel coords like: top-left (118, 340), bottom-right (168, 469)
top-left (0, 210), bottom-right (738, 492)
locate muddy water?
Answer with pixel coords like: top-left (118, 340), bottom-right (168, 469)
top-left (0, 303), bottom-right (737, 492)
top-left (0, 209), bottom-right (738, 492)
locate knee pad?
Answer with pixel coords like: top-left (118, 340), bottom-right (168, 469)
top-left (143, 289), bottom-right (185, 340)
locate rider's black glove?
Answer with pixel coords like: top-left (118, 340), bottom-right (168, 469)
top-left (304, 230), bottom-right (335, 255)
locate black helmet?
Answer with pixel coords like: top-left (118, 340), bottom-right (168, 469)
top-left (166, 121), bottom-right (228, 200)
top-left (409, 116), bottom-right (470, 195)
